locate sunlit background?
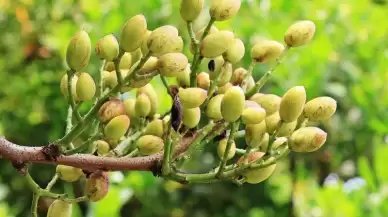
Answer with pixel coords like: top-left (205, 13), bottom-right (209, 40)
top-left (0, 0), bottom-right (388, 216)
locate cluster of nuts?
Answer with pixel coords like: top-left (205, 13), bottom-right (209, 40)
top-left (48, 0), bottom-right (337, 215)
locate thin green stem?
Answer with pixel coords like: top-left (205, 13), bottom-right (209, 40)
top-left (63, 196), bottom-right (89, 203)
top-left (98, 60), bottom-right (107, 99)
top-left (109, 130), bottom-right (143, 157)
top-left (245, 46), bottom-right (290, 98)
top-left (201, 62), bottom-right (225, 108)
top-left (114, 49), bottom-right (125, 86)
top-left (187, 21), bottom-right (199, 45)
top-left (217, 121), bottom-right (240, 176)
top-left (234, 130), bottom-right (245, 139)
top-left (66, 70), bottom-right (82, 122)
top-left (160, 76), bottom-right (172, 96)
top-left (66, 106), bottom-right (73, 134)
top-left (135, 70), bottom-right (158, 80)
top-left (46, 174), bottom-right (59, 191)
top-left (241, 61), bottom-right (256, 92)
top-left (125, 148), bottom-right (139, 158)
top-left (243, 147), bottom-right (252, 165)
top-left (162, 124), bottom-right (173, 176)
top-left (296, 117), bottom-right (308, 129)
top-left (266, 121), bottom-right (285, 155)
top-left (64, 132), bottom-right (102, 155)
top-left (31, 193), bottom-right (39, 217)
top-left (183, 121), bottom-right (218, 156)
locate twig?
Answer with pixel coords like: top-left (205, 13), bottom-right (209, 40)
top-left (46, 174), bottom-right (59, 191)
top-left (66, 70), bottom-right (82, 122)
top-left (217, 121), bottom-right (240, 176)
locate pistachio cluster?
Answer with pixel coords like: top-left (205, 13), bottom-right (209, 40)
top-left (44, 0), bottom-right (335, 215)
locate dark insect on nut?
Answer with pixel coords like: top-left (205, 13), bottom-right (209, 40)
top-left (171, 94), bottom-right (182, 131)
top-left (214, 130), bottom-right (227, 142)
top-left (208, 59), bottom-right (215, 72)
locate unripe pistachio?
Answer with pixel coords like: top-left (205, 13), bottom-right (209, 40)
top-left (135, 93), bottom-right (151, 117)
top-left (258, 133), bottom-right (269, 151)
top-left (244, 100), bottom-right (260, 108)
top-left (201, 31), bottom-right (235, 58)
top-left (208, 56), bottom-right (225, 80)
top-left (98, 99), bottom-right (126, 123)
top-left (217, 82), bottom-right (233, 94)
top-left (158, 53), bottom-right (188, 77)
top-left (284, 20), bottom-right (316, 47)
top-left (221, 86), bottom-right (245, 122)
top-left (85, 171), bottom-right (109, 202)
top-left (178, 88), bottom-right (207, 108)
top-left (272, 137), bottom-right (288, 149)
top-left (76, 72), bottom-right (96, 101)
top-left (137, 83), bottom-right (158, 115)
top-left (246, 76), bottom-right (255, 92)
top-left (237, 152), bottom-right (276, 184)
top-left (60, 74), bottom-right (78, 101)
top-left (210, 0), bottom-right (241, 21)
top-left (95, 34), bottom-right (119, 61)
top-left (104, 115), bottom-right (130, 140)
top-left (279, 86), bottom-right (306, 123)
top-left (289, 127), bottom-right (327, 152)
top-left (265, 112), bottom-right (281, 134)
top-left (223, 38), bottom-right (245, 63)
top-left (123, 98), bottom-right (136, 118)
top-left (217, 62), bottom-right (233, 87)
top-left (303, 96), bottom-right (337, 121)
top-left (180, 0), bottom-right (204, 21)
top-left (120, 14), bottom-right (148, 52)
top-left (251, 40), bottom-right (285, 63)
top-left (129, 57), bottom-right (158, 88)
top-left (102, 70), bottom-right (115, 88)
top-left (197, 72), bottom-right (210, 90)
top-left (56, 165), bottom-right (83, 182)
top-left (278, 120), bottom-right (297, 137)
top-left (230, 67), bottom-right (247, 85)
top-left (250, 93), bottom-right (281, 116)
top-left (66, 30), bottom-right (91, 71)
top-left (131, 48), bottom-right (143, 65)
top-left (147, 25), bottom-right (183, 56)
top-left (141, 30), bottom-right (152, 55)
top-left (137, 135), bottom-right (164, 155)
top-left (182, 107), bottom-right (201, 128)
top-left (107, 139), bottom-right (120, 149)
top-left (206, 94), bottom-right (224, 120)
top-left (47, 200), bottom-right (72, 217)
top-left (245, 121), bottom-right (266, 148)
top-left (176, 64), bottom-right (191, 87)
top-left (93, 140), bottom-right (110, 155)
top-left (105, 62), bottom-right (115, 71)
top-left (217, 139), bottom-right (236, 160)
top-left (196, 26), bottom-right (219, 40)
top-left (241, 106), bottom-right (266, 125)
top-left (119, 52), bottom-right (132, 69)
top-left (145, 119), bottom-right (164, 137)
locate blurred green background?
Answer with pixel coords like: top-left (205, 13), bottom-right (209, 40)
top-left (1, 0), bottom-right (388, 216)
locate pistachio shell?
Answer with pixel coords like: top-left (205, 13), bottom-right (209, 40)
top-left (178, 88), bottom-right (207, 108)
top-left (221, 86), bottom-right (245, 122)
top-left (182, 107), bottom-right (201, 128)
top-left (244, 100), bottom-right (259, 108)
top-left (123, 98), bottom-right (136, 118)
top-left (265, 112), bottom-right (281, 134)
top-left (137, 135), bottom-right (164, 155)
top-left (278, 121), bottom-right (297, 137)
top-left (119, 52), bottom-right (132, 69)
top-left (217, 138), bottom-right (236, 160)
top-left (98, 99), bottom-right (126, 123)
top-left (284, 20), bottom-right (316, 47)
top-left (137, 84), bottom-right (158, 115)
top-left (230, 67), bottom-right (247, 85)
top-left (60, 74), bottom-right (78, 101)
top-left (180, 0), bottom-right (204, 21)
top-left (158, 53), bottom-right (189, 77)
top-left (176, 64), bottom-right (191, 87)
top-left (279, 86), bottom-right (306, 123)
top-left (201, 31), bottom-right (235, 58)
top-left (237, 152), bottom-right (276, 184)
top-left (217, 62), bottom-right (233, 87)
top-left (303, 96), bottom-right (337, 121)
top-left (196, 72), bottom-right (210, 90)
top-left (56, 165), bottom-right (83, 182)
top-left (94, 140), bottom-right (110, 155)
top-left (47, 200), bottom-right (72, 217)
top-left (120, 14), bottom-right (148, 52)
top-left (85, 171), bottom-right (109, 201)
top-left (210, 0), bottom-right (241, 21)
top-left (250, 40), bottom-right (285, 63)
top-left (76, 72), bottom-right (95, 101)
top-left (250, 93), bottom-right (281, 116)
top-left (145, 119), bottom-right (164, 137)
top-left (104, 115), bottom-right (130, 140)
top-left (217, 82), bottom-right (233, 94)
top-left (206, 94), bottom-right (224, 120)
top-left (135, 93), bottom-right (151, 117)
top-left (245, 121), bottom-right (267, 148)
top-left (95, 34), bottom-right (119, 61)
top-left (289, 127), bottom-right (327, 152)
top-left (66, 30), bottom-right (91, 71)
top-left (147, 25), bottom-right (183, 56)
top-left (223, 38), bottom-right (245, 63)
top-left (241, 106), bottom-right (267, 125)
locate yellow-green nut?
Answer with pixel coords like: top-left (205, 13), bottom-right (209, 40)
top-left (250, 93), bottom-right (281, 116)
top-left (95, 34), bottom-right (119, 61)
top-left (265, 112), bottom-right (281, 134)
top-left (200, 31), bottom-right (235, 58)
top-left (272, 137), bottom-right (288, 149)
top-left (246, 76), bottom-right (255, 92)
top-left (98, 99), bottom-right (126, 123)
top-left (303, 96), bottom-right (337, 121)
top-left (217, 82), bottom-right (233, 94)
top-left (104, 115), bottom-right (130, 140)
top-left (66, 30), bottom-right (91, 71)
top-left (182, 107), bottom-right (201, 128)
top-left (258, 133), bottom-right (269, 151)
top-left (137, 135), bottom-right (164, 155)
top-left (180, 0), bottom-right (204, 21)
top-left (230, 67), bottom-right (247, 85)
top-left (131, 48), bottom-right (143, 65)
top-left (137, 83), bottom-right (158, 115)
top-left (141, 30), bottom-right (152, 55)
top-left (158, 53), bottom-right (188, 77)
top-left (223, 38), bottom-right (245, 64)
top-left (289, 127), bottom-right (327, 152)
top-left (217, 62), bottom-right (233, 87)
top-left (279, 86), bottom-right (306, 123)
top-left (245, 121), bottom-right (266, 148)
top-left (60, 74), bottom-right (78, 101)
top-left (244, 100), bottom-right (259, 108)
top-left (196, 26), bottom-right (219, 40)
top-left (250, 40), bottom-right (285, 63)
top-left (145, 119), bottom-right (164, 137)
top-left (56, 165), bottom-right (83, 182)
top-left (176, 64), bottom-right (191, 87)
top-left (208, 56), bottom-right (225, 80)
top-left (206, 94), bottom-right (224, 120)
top-left (119, 52), bottom-right (132, 69)
top-left (221, 86), bottom-right (245, 122)
top-left (85, 171), bottom-right (109, 202)
top-left (120, 14), bottom-right (148, 52)
top-left (278, 120), bottom-right (297, 137)
top-left (210, 0), bottom-right (241, 21)
top-left (102, 70), bottom-right (115, 88)
top-left (178, 88), bottom-right (207, 109)
top-left (147, 25), bottom-right (183, 57)
top-left (104, 62), bottom-right (115, 71)
top-left (241, 106), bottom-right (266, 125)
top-left (284, 20), bottom-right (316, 47)
top-left (138, 56), bottom-right (159, 74)
top-left (123, 98), bottom-right (136, 118)
top-left (47, 199), bottom-right (72, 217)
top-left (76, 72), bottom-right (95, 101)
top-left (217, 139), bottom-right (236, 160)
top-left (196, 72), bottom-right (210, 90)
top-left (237, 152), bottom-right (276, 184)
top-left (94, 140), bottom-right (110, 155)
top-left (135, 93), bottom-right (151, 117)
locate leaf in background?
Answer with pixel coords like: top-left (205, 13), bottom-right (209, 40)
top-left (357, 156), bottom-right (377, 191)
top-left (94, 185), bottom-right (121, 217)
top-left (373, 145), bottom-right (388, 183)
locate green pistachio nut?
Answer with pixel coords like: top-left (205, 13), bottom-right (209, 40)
top-left (265, 112), bottom-right (281, 134)
top-left (119, 52), bottom-right (132, 69)
top-left (135, 93), bottom-right (151, 117)
top-left (145, 119), bottom-right (164, 137)
top-left (66, 30), bottom-right (91, 71)
top-left (176, 64), bottom-right (191, 87)
top-left (289, 127), bottom-right (327, 152)
top-left (85, 171), bottom-right (109, 202)
top-left (303, 96), bottom-right (337, 121)
top-left (104, 115), bottom-right (130, 140)
top-left (210, 0), bottom-right (241, 21)
top-left (94, 140), bottom-right (110, 155)
top-left (196, 72), bottom-right (210, 90)
top-left (123, 98), bottom-right (136, 118)
top-left (217, 138), bottom-right (236, 160)
top-left (147, 25), bottom-right (183, 57)
top-left (56, 165), bottom-right (83, 182)
top-left (98, 99), bottom-right (126, 123)
top-left (200, 31), bottom-right (235, 58)
top-left (246, 76), bottom-right (255, 92)
top-left (245, 121), bottom-right (266, 148)
top-left (277, 120), bottom-right (297, 137)
top-left (138, 56), bottom-right (159, 74)
top-left (250, 40), bottom-right (285, 63)
top-left (237, 152), bottom-right (276, 184)
top-left (221, 86), bottom-right (245, 122)
top-left (137, 135), bottom-right (164, 155)
top-left (206, 94), bottom-right (224, 120)
top-left (182, 107), bottom-right (201, 128)
top-left (158, 53), bottom-right (188, 77)
top-left (76, 72), bottom-right (96, 101)
top-left (284, 20), bottom-right (316, 47)
top-left (120, 14), bottom-right (148, 52)
top-left (180, 0), bottom-right (204, 21)
top-left (217, 62), bottom-right (233, 87)
top-left (230, 67), bottom-right (247, 85)
top-left (95, 34), bottom-right (119, 61)
top-left (217, 82), bottom-right (233, 94)
top-left (279, 86), bottom-right (306, 123)
top-left (178, 87), bottom-right (207, 108)
top-left (47, 200), bottom-right (72, 217)
top-left (250, 93), bottom-right (281, 116)
top-left (223, 38), bottom-right (245, 63)
top-left (241, 106), bottom-right (266, 125)
top-left (244, 100), bottom-right (259, 108)
top-left (137, 83), bottom-right (158, 115)
top-left (258, 133), bottom-right (269, 151)
top-left (60, 74), bottom-right (78, 101)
